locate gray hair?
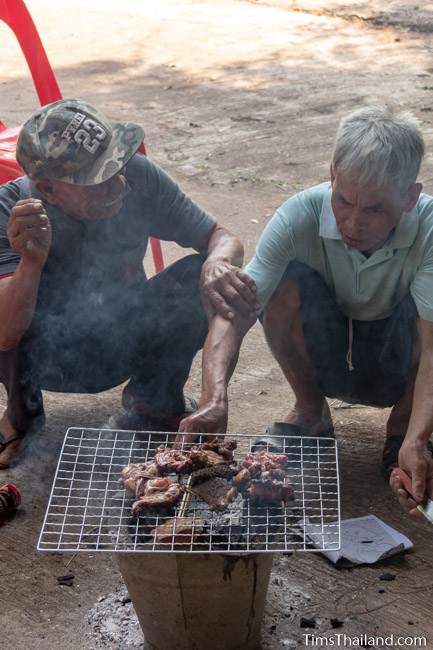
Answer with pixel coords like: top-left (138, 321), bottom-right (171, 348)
top-left (332, 106), bottom-right (425, 193)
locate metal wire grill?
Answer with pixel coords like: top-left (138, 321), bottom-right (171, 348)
top-left (38, 427), bottom-right (340, 554)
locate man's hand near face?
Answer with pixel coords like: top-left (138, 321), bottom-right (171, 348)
top-left (0, 199), bottom-right (52, 351)
top-left (7, 198), bottom-right (52, 269)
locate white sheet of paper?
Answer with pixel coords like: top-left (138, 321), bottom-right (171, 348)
top-left (301, 514), bottom-right (413, 565)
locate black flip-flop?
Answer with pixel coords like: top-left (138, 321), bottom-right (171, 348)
top-left (381, 434), bottom-right (433, 479)
top-left (251, 421), bottom-right (335, 453)
top-left (0, 431), bottom-right (22, 469)
top-left (183, 396), bottom-right (198, 414)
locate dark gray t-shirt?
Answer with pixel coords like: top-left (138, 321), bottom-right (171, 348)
top-left (0, 153), bottom-right (215, 337)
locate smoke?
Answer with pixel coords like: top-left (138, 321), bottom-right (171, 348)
top-left (1, 160), bottom-right (209, 502)
top-left (4, 385), bottom-right (126, 500)
top-left (8, 429), bottom-right (61, 500)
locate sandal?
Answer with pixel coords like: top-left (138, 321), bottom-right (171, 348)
top-left (0, 431), bottom-right (23, 469)
top-left (252, 422), bottom-right (335, 453)
top-left (381, 434), bottom-right (433, 479)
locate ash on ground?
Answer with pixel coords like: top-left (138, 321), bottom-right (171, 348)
top-left (87, 586), bottom-right (145, 649)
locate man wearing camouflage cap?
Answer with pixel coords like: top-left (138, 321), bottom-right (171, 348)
top-left (0, 99), bottom-right (258, 468)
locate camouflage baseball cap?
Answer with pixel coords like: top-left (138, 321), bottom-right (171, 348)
top-left (16, 99), bottom-right (144, 185)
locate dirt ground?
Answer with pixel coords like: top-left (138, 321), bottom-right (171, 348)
top-left (1, 0), bottom-right (433, 648)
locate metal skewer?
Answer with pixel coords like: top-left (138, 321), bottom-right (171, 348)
top-left (178, 475), bottom-right (194, 518)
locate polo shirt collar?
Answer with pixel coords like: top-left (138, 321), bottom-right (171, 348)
top-left (319, 183), bottom-right (420, 249)
top-left (391, 205), bottom-right (419, 248)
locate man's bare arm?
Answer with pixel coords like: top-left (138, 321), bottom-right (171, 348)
top-left (390, 318), bottom-right (433, 513)
top-left (178, 310), bottom-right (256, 439)
top-left (0, 268), bottom-right (41, 350)
top-left (201, 223), bottom-right (244, 268)
top-left (0, 199), bottom-right (51, 351)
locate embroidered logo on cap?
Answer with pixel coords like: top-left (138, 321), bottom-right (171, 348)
top-left (61, 112), bottom-right (107, 154)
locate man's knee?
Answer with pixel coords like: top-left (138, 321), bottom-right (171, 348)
top-left (264, 279), bottom-right (301, 331)
top-left (263, 260), bottom-right (325, 329)
top-left (166, 253), bottom-right (205, 288)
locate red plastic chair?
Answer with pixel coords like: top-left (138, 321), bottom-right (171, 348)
top-left (0, 0), bottom-right (164, 273)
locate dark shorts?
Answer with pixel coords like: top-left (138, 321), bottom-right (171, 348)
top-left (0, 254), bottom-right (208, 432)
top-left (275, 262), bottom-right (418, 407)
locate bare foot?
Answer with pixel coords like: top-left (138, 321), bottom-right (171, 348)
top-left (0, 413), bottom-right (22, 468)
top-left (284, 400), bottom-right (333, 434)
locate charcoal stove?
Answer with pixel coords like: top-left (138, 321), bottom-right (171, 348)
top-left (38, 427), bottom-right (341, 650)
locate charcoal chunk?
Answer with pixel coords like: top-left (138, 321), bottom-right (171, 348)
top-left (300, 617), bottom-right (316, 629)
top-left (379, 572), bottom-right (396, 582)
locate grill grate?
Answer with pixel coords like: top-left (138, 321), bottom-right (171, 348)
top-left (38, 428), bottom-right (340, 554)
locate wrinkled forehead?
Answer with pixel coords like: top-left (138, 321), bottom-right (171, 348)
top-left (332, 169), bottom-right (401, 206)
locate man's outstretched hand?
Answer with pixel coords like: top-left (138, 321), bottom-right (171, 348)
top-left (175, 399), bottom-right (228, 447)
top-left (390, 438), bottom-right (433, 517)
top-left (200, 259), bottom-right (260, 320)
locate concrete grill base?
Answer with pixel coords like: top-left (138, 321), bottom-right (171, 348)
top-left (117, 552), bottom-right (275, 650)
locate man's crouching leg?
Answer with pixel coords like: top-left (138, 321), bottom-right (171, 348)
top-left (263, 271), bottom-right (333, 435)
top-left (119, 254), bottom-right (209, 431)
top-left (0, 346), bottom-right (45, 467)
top-left (381, 303), bottom-right (421, 476)
top-left (386, 328), bottom-right (419, 439)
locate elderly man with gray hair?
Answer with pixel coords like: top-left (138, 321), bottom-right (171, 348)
top-left (180, 105), bottom-right (433, 518)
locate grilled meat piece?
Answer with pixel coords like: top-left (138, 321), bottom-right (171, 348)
top-left (154, 446), bottom-right (193, 474)
top-left (120, 461), bottom-right (160, 492)
top-left (187, 449), bottom-right (209, 469)
top-left (190, 448), bottom-right (292, 510)
top-left (233, 464), bottom-right (285, 486)
top-left (261, 469), bottom-right (285, 481)
top-left (132, 478), bottom-right (183, 516)
top-left (232, 466), bottom-right (260, 485)
top-left (120, 463), bottom-right (143, 492)
top-left (248, 479), bottom-right (294, 505)
top-left (147, 439), bottom-right (237, 475)
top-left (233, 450), bottom-right (288, 484)
top-left (242, 449), bottom-right (288, 471)
top-left (189, 438), bottom-right (238, 469)
top-left (189, 448), bottom-right (226, 468)
top-left (151, 517), bottom-right (205, 545)
top-left (193, 477), bottom-right (238, 512)
top-left (191, 464), bottom-right (237, 485)
top-left (199, 438), bottom-right (237, 462)
top-left (231, 449), bottom-right (292, 506)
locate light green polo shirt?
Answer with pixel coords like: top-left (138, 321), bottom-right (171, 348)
top-left (245, 181), bottom-right (433, 321)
